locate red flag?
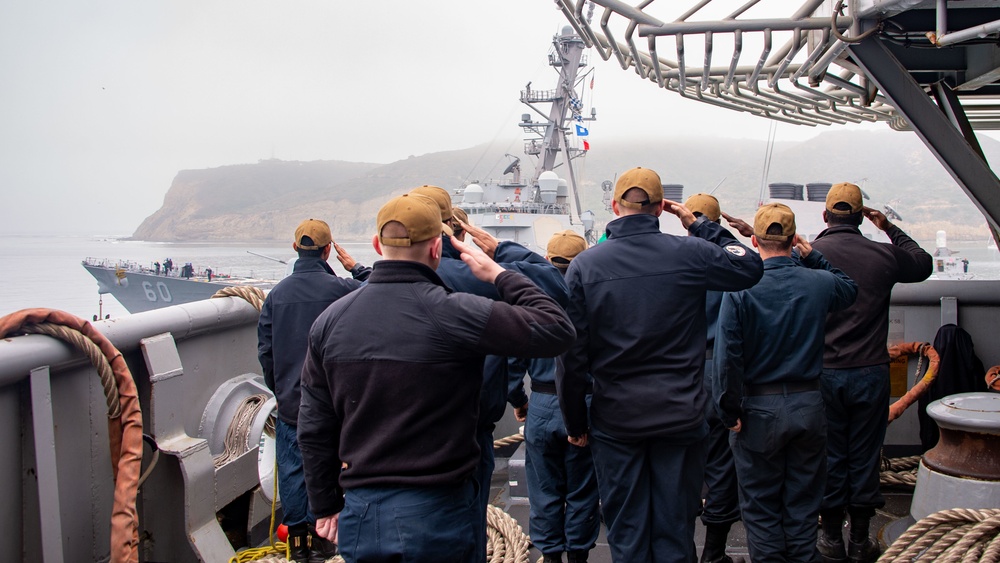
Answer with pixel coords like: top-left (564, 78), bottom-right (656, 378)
top-left (583, 140), bottom-right (590, 150)
top-left (590, 76), bottom-right (595, 89)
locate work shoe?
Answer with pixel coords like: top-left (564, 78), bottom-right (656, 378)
top-left (541, 553), bottom-right (563, 563)
top-left (848, 537), bottom-right (880, 563)
top-left (307, 524), bottom-right (338, 563)
top-left (566, 550), bottom-right (589, 563)
top-left (817, 534), bottom-right (848, 563)
top-left (287, 524), bottom-right (310, 563)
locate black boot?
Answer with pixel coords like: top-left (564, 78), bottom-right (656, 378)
top-left (566, 550), bottom-right (589, 563)
top-left (287, 524), bottom-right (311, 563)
top-left (541, 553), bottom-right (563, 563)
top-left (817, 509), bottom-right (847, 563)
top-left (308, 524), bottom-right (338, 563)
top-left (700, 522), bottom-right (745, 563)
top-left (847, 509), bottom-right (881, 563)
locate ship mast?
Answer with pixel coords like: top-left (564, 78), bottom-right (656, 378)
top-left (521, 26), bottom-right (594, 223)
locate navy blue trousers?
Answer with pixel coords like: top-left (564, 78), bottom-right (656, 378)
top-left (731, 389), bottom-right (827, 563)
top-left (524, 392), bottom-right (600, 555)
top-left (820, 365), bottom-right (890, 515)
top-left (276, 419), bottom-right (314, 527)
top-left (590, 425), bottom-right (706, 563)
top-left (338, 480), bottom-right (478, 562)
top-left (472, 428), bottom-right (495, 562)
top-left (702, 360), bottom-right (740, 526)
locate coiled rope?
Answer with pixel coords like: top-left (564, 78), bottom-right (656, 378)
top-left (214, 393), bottom-right (270, 468)
top-left (494, 432), bottom-right (525, 449)
top-left (879, 454), bottom-right (920, 488)
top-left (213, 286), bottom-right (266, 312)
top-left (488, 504), bottom-right (532, 563)
top-left (879, 508), bottom-right (1000, 562)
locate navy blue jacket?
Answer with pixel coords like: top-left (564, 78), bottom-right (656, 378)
top-left (811, 224), bottom-right (932, 368)
top-left (257, 257), bottom-right (361, 425)
top-left (713, 252), bottom-right (858, 428)
top-left (557, 214), bottom-right (764, 439)
top-left (297, 262), bottom-right (575, 517)
top-left (438, 236), bottom-right (569, 430)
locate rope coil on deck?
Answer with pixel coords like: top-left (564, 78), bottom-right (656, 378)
top-left (879, 454), bottom-right (920, 488)
top-left (214, 393), bottom-right (270, 468)
top-left (879, 508), bottom-right (1000, 562)
top-left (212, 286), bottom-right (267, 311)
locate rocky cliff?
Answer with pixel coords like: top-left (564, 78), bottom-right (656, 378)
top-left (132, 131), bottom-right (1000, 242)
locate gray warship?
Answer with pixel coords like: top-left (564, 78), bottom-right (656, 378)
top-left (453, 27), bottom-right (600, 252)
top-left (82, 258), bottom-right (280, 314)
top-left (2, 2), bottom-right (1000, 562)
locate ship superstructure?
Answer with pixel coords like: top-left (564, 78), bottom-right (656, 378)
top-left (456, 26), bottom-right (599, 250)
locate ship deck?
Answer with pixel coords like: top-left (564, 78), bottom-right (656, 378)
top-left (491, 446), bottom-right (915, 562)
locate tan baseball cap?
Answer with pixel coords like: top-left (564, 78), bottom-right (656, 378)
top-left (452, 207), bottom-right (469, 226)
top-left (614, 167), bottom-right (663, 210)
top-left (294, 219), bottom-right (332, 250)
top-left (754, 203), bottom-right (796, 241)
top-left (410, 185), bottom-right (453, 222)
top-left (546, 230), bottom-right (588, 269)
top-left (826, 182), bottom-right (863, 215)
top-left (377, 194), bottom-right (448, 247)
top-left (685, 193), bottom-right (721, 222)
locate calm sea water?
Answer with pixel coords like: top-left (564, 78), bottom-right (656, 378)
top-left (1, 234), bottom-right (998, 321)
top-left (0, 235), bottom-right (383, 320)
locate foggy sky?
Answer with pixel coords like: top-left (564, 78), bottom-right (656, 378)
top-left (0, 0), bottom-right (953, 236)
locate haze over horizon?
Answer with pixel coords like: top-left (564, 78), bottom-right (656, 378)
top-left (2, 0), bottom-right (996, 237)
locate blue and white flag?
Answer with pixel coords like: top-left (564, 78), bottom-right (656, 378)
top-left (575, 124), bottom-right (589, 136)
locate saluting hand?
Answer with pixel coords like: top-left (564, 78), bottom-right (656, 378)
top-left (450, 236), bottom-right (505, 284)
top-left (334, 243), bottom-right (357, 271)
top-left (663, 199), bottom-right (697, 229)
top-left (793, 235), bottom-right (812, 259)
top-left (862, 206), bottom-right (893, 231)
top-left (459, 220), bottom-right (499, 259)
top-left (721, 212), bottom-right (754, 238)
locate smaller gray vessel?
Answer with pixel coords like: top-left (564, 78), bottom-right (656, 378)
top-left (82, 258), bottom-right (277, 314)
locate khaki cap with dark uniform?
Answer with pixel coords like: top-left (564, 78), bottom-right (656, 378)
top-left (294, 219), bottom-right (332, 250)
top-left (377, 193), bottom-right (448, 247)
top-left (614, 167), bottom-right (664, 210)
top-left (409, 185), bottom-right (455, 235)
top-left (754, 203), bottom-right (796, 242)
top-left (546, 230), bottom-right (588, 269)
top-left (685, 193), bottom-right (721, 222)
top-left (826, 182), bottom-right (864, 215)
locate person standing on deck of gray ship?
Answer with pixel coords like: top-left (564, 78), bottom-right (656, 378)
top-left (257, 219), bottom-right (361, 563)
top-left (684, 193), bottom-right (753, 563)
top-left (508, 230), bottom-right (599, 563)
top-left (298, 193), bottom-right (575, 562)
top-left (556, 167), bottom-right (763, 563)
top-left (714, 203), bottom-right (857, 563)
top-left (410, 184), bottom-right (569, 563)
top-left (811, 182), bottom-right (932, 563)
